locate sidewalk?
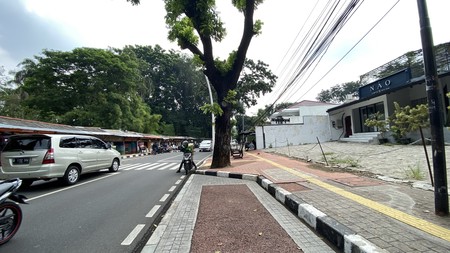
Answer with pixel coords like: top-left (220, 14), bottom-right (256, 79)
top-left (141, 145), bottom-right (450, 253)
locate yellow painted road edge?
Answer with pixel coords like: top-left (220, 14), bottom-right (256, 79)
top-left (248, 153), bottom-right (450, 242)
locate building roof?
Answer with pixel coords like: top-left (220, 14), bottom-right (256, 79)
top-left (0, 116), bottom-right (109, 135)
top-left (271, 100), bottom-right (338, 118)
top-left (285, 100), bottom-right (338, 109)
top-left (0, 116), bottom-right (197, 141)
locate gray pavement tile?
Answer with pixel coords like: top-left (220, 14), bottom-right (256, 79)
top-left (142, 174), bottom-right (335, 253)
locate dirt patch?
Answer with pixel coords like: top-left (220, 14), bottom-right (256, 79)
top-left (190, 184), bottom-right (303, 253)
top-left (304, 161), bottom-right (378, 178)
top-left (277, 182), bottom-right (311, 192)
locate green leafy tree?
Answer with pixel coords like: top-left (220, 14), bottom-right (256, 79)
top-left (364, 111), bottom-right (389, 140)
top-left (389, 102), bottom-right (429, 142)
top-left (0, 67), bottom-right (37, 118)
top-left (128, 0), bottom-right (274, 168)
top-left (389, 102), bottom-right (432, 184)
top-left (122, 45), bottom-right (212, 137)
top-left (235, 59), bottom-right (276, 111)
top-left (316, 81), bottom-right (361, 103)
top-left (16, 47), bottom-right (161, 133)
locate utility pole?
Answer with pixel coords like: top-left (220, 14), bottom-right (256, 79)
top-left (416, 0), bottom-right (448, 216)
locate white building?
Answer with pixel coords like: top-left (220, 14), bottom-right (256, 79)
top-left (255, 100), bottom-right (338, 149)
top-left (255, 42), bottom-right (450, 148)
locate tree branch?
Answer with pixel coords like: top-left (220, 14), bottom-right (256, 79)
top-left (230, 0), bottom-right (256, 86)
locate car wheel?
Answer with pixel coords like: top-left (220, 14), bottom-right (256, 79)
top-left (109, 158), bottom-right (120, 172)
top-left (60, 165), bottom-right (80, 185)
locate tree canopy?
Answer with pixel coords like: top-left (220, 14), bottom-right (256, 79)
top-left (316, 81), bottom-right (361, 103)
top-left (121, 45), bottom-right (212, 137)
top-left (15, 47), bottom-right (161, 133)
top-left (127, 0), bottom-right (275, 168)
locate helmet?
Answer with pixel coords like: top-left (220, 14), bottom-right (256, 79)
top-left (182, 140), bottom-right (188, 148)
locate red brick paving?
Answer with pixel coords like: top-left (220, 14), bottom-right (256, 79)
top-left (200, 150), bottom-right (385, 187)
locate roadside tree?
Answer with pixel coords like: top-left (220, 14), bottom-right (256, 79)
top-left (122, 45), bottom-right (212, 137)
top-left (127, 0), bottom-right (275, 168)
top-left (316, 81), bottom-right (361, 103)
top-left (15, 47), bottom-right (161, 133)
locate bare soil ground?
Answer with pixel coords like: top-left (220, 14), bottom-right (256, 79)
top-left (190, 184), bottom-right (303, 253)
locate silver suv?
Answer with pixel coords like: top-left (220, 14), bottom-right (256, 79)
top-left (0, 134), bottom-right (121, 187)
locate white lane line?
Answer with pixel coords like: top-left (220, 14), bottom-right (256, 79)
top-left (175, 180), bottom-right (182, 185)
top-left (159, 194), bottom-right (170, 202)
top-left (168, 186), bottom-right (176, 192)
top-left (122, 164), bottom-right (142, 171)
top-left (157, 163), bottom-right (175, 170)
top-left (146, 205), bottom-right (161, 218)
top-left (27, 173), bottom-right (119, 201)
top-left (121, 224), bottom-right (145, 245)
top-left (168, 164), bottom-right (180, 170)
top-left (147, 163), bottom-right (167, 170)
top-left (144, 163), bottom-right (161, 170)
top-left (135, 163), bottom-right (157, 171)
top-left (119, 164), bottom-right (133, 169)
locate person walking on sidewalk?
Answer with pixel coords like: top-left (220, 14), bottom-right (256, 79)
top-left (176, 140), bottom-right (197, 173)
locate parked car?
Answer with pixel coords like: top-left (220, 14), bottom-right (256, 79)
top-left (198, 140), bottom-right (212, 152)
top-left (0, 134), bottom-right (121, 187)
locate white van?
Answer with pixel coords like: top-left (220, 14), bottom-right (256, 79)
top-left (0, 134), bottom-right (121, 187)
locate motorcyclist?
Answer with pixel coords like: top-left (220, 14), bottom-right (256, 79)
top-left (176, 140), bottom-right (197, 173)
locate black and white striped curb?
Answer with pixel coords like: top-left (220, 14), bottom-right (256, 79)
top-left (195, 169), bottom-right (387, 253)
top-left (121, 153), bottom-right (152, 159)
top-left (121, 151), bottom-right (184, 160)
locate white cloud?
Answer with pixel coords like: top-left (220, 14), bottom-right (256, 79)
top-left (23, 0), bottom-right (176, 49)
top-left (4, 0), bottom-right (450, 115)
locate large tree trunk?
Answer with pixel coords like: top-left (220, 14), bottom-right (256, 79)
top-left (210, 106), bottom-right (232, 168)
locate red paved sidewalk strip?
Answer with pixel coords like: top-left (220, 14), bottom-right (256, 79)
top-left (197, 149), bottom-right (450, 253)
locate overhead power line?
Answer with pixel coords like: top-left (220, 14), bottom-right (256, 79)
top-left (252, 0), bottom-right (364, 125)
top-left (252, 0), bottom-right (400, 126)
top-left (289, 0), bottom-right (401, 103)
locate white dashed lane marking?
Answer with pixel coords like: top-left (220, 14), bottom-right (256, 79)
top-left (146, 205), bottom-right (161, 218)
top-left (121, 224), bottom-right (145, 245)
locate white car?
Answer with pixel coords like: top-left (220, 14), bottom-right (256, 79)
top-left (198, 140), bottom-right (212, 152)
top-left (0, 134), bottom-right (121, 187)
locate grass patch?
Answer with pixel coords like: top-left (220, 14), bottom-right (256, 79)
top-left (404, 163), bottom-right (424, 180)
top-left (323, 155), bottom-right (360, 167)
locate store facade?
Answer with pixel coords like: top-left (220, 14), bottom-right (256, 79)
top-left (327, 68), bottom-right (450, 142)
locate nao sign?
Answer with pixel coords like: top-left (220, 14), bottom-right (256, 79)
top-left (359, 68), bottom-right (411, 99)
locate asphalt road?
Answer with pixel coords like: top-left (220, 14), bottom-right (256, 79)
top-left (1, 151), bottom-right (211, 253)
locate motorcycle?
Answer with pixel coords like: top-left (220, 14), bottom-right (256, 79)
top-left (182, 152), bottom-right (193, 175)
top-left (0, 178), bottom-right (28, 245)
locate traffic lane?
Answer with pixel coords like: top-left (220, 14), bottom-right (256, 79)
top-left (16, 150), bottom-right (206, 197)
top-left (123, 150), bottom-right (211, 168)
top-left (3, 166), bottom-right (184, 253)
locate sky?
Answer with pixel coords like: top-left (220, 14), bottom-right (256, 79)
top-left (1, 0), bottom-right (450, 115)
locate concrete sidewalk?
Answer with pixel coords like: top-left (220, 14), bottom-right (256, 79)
top-left (141, 148), bottom-right (450, 253)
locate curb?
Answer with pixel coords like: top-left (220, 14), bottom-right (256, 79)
top-left (195, 169), bottom-right (387, 253)
top-left (121, 153), bottom-right (152, 159)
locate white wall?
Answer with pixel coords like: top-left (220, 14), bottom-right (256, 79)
top-left (300, 105), bottom-right (334, 117)
top-left (255, 115), bottom-right (332, 149)
top-left (272, 104), bottom-right (336, 124)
